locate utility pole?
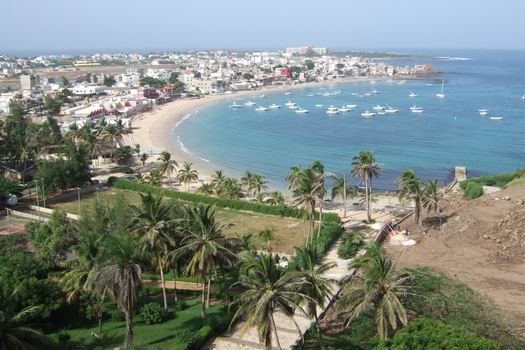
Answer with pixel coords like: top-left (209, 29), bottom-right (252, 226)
top-left (76, 187), bottom-right (81, 215)
top-left (34, 180), bottom-right (41, 220)
top-left (41, 179), bottom-right (46, 208)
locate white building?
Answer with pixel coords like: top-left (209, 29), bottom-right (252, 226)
top-left (0, 93), bottom-right (16, 114)
top-left (71, 84), bottom-right (106, 95)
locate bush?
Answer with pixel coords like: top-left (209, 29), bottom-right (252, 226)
top-left (140, 302), bottom-right (167, 324)
top-left (464, 181), bottom-right (484, 199)
top-left (205, 307), bottom-right (233, 333)
top-left (376, 318), bottom-right (501, 350)
top-left (459, 169), bottom-right (525, 193)
top-left (109, 179), bottom-right (340, 223)
top-left (337, 232), bottom-right (363, 259)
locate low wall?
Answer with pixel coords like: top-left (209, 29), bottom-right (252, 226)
top-left (27, 205), bottom-right (80, 220)
top-left (10, 210), bottom-right (50, 222)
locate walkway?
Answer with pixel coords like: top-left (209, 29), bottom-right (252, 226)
top-left (209, 238), bottom-right (354, 350)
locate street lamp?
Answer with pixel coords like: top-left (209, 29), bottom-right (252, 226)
top-left (6, 208), bottom-right (11, 237)
top-left (41, 179), bottom-right (46, 208)
top-left (34, 180), bottom-right (41, 220)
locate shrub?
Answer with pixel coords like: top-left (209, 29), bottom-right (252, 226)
top-left (464, 181), bottom-right (484, 199)
top-left (109, 179), bottom-right (340, 223)
top-left (376, 318), bottom-right (501, 350)
top-left (140, 302), bottom-right (167, 324)
top-left (337, 232), bottom-right (363, 259)
top-left (205, 307), bottom-right (233, 333)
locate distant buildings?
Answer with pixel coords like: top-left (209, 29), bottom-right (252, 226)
top-left (286, 47), bottom-right (328, 55)
top-left (20, 74), bottom-right (40, 91)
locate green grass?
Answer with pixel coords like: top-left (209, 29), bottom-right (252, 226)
top-left (49, 299), bottom-right (224, 350)
top-left (142, 272), bottom-right (198, 283)
top-left (52, 188), bottom-right (311, 254)
top-left (460, 169), bottom-right (525, 190)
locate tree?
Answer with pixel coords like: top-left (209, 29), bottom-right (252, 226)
top-left (242, 72), bottom-right (254, 80)
top-left (294, 245), bottom-right (335, 350)
top-left (286, 165), bottom-right (303, 190)
top-left (177, 161), bottom-right (199, 192)
top-left (139, 77), bottom-right (165, 88)
top-left (43, 96), bottom-right (61, 115)
top-left (422, 180), bottom-right (442, 227)
top-left (291, 167), bottom-right (319, 242)
top-left (139, 153), bottom-right (149, 166)
top-left (258, 228), bottom-right (273, 251)
top-left (158, 151), bottom-right (178, 184)
top-left (305, 60), bottom-right (315, 70)
top-left (95, 234), bottom-right (143, 348)
top-left (351, 150), bottom-right (382, 223)
top-left (169, 72), bottom-right (180, 84)
top-left (103, 75), bottom-right (117, 87)
top-left (0, 280), bottom-right (49, 350)
top-left (397, 170), bottom-right (424, 233)
top-left (130, 192), bottom-right (174, 311)
top-left (230, 253), bottom-right (308, 350)
top-left (241, 171), bottom-right (267, 197)
top-left (196, 183), bottom-right (214, 195)
top-left (267, 191), bottom-right (285, 206)
top-left (1, 101), bottom-right (28, 160)
top-left (175, 204), bottom-right (238, 319)
top-left (340, 244), bottom-right (412, 340)
top-left (331, 175), bottom-right (354, 218)
top-left (61, 76), bottom-right (70, 88)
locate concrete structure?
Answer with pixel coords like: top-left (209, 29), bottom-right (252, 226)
top-left (20, 74), bottom-right (39, 91)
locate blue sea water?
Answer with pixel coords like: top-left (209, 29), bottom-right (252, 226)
top-left (174, 50), bottom-right (525, 191)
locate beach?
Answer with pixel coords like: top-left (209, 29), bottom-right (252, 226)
top-left (124, 77), bottom-right (386, 182)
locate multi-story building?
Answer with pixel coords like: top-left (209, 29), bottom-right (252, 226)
top-left (20, 74), bottom-right (39, 91)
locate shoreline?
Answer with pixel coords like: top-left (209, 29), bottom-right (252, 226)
top-left (125, 76), bottom-right (411, 185)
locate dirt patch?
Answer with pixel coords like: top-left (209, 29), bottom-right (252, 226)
top-left (389, 184), bottom-right (525, 334)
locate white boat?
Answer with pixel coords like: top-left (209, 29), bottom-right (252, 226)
top-left (315, 104), bottom-right (324, 107)
top-left (284, 101), bottom-right (296, 107)
top-left (377, 111), bottom-right (386, 115)
top-left (358, 94), bottom-right (365, 98)
top-left (490, 116), bottom-right (503, 120)
top-left (288, 105), bottom-right (299, 109)
top-left (306, 93), bottom-right (315, 97)
top-left (229, 102), bottom-right (243, 109)
top-left (478, 108), bottom-right (489, 113)
top-left (295, 108), bottom-right (309, 114)
top-left (411, 107), bottom-right (424, 113)
top-left (346, 104), bottom-right (357, 109)
top-left (326, 110), bottom-right (339, 115)
top-left (254, 106), bottom-right (268, 111)
top-left (361, 111), bottom-right (376, 117)
top-left (269, 104), bottom-right (281, 109)
top-left (397, 80), bottom-right (407, 85)
top-left (351, 92), bottom-right (359, 96)
top-left (436, 80), bottom-right (445, 98)
top-left (385, 80), bottom-right (395, 84)
top-left (370, 81), bottom-right (376, 84)
top-left (284, 92), bottom-right (292, 95)
top-left (370, 88), bottom-right (380, 95)
top-left (372, 105), bottom-right (385, 111)
top-left (522, 95), bottom-right (525, 101)
top-left (479, 111), bottom-right (489, 116)
top-left (339, 107), bottom-right (351, 112)
top-left (364, 92), bottom-right (372, 97)
top-left (409, 92), bottom-right (418, 98)
top-left (384, 107), bottom-right (399, 113)
top-left (326, 106), bottom-right (339, 115)
top-left (244, 101), bottom-right (256, 106)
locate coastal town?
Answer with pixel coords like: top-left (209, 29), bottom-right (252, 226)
top-left (0, 47), bottom-right (434, 130)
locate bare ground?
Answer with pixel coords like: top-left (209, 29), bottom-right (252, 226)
top-left (389, 184), bottom-right (525, 334)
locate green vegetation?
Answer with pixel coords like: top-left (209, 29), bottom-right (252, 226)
top-left (139, 76), bottom-right (166, 88)
top-left (352, 150), bottom-right (382, 223)
top-left (376, 318), bottom-right (500, 350)
top-left (337, 232), bottom-right (363, 259)
top-left (109, 177), bottom-right (341, 224)
top-left (459, 169), bottom-right (525, 198)
top-left (464, 181), bottom-right (485, 199)
top-left (103, 75), bottom-right (117, 87)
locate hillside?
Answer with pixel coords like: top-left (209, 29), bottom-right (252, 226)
top-left (390, 184), bottom-right (525, 334)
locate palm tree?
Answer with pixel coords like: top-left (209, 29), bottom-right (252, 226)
top-left (351, 150), bottom-right (382, 223)
top-left (130, 191), bottom-right (174, 311)
top-left (211, 170), bottom-right (226, 189)
top-left (397, 169), bottom-right (424, 233)
top-left (252, 174), bottom-right (268, 196)
top-left (196, 183), bottom-right (214, 195)
top-left (340, 244), bottom-right (412, 340)
top-left (95, 234), bottom-right (143, 348)
top-left (175, 204), bottom-right (238, 319)
top-left (241, 171), bottom-right (255, 195)
top-left (158, 151), bottom-right (178, 184)
top-left (0, 281), bottom-right (48, 350)
top-left (258, 228), bottom-right (274, 251)
top-left (177, 161), bottom-right (199, 192)
top-left (286, 165), bottom-right (303, 190)
top-left (422, 180), bottom-right (442, 227)
top-left (267, 191), bottom-right (285, 206)
top-left (331, 175), bottom-right (354, 218)
top-left (139, 153), bottom-right (149, 166)
top-left (230, 253), bottom-right (308, 350)
top-left (101, 124), bottom-right (123, 161)
top-left (147, 169), bottom-right (164, 186)
top-left (291, 168), bottom-right (318, 243)
top-left (294, 246), bottom-right (335, 350)
top-left (219, 177), bottom-right (243, 199)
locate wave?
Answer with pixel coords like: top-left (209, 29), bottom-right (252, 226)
top-left (176, 135), bottom-right (192, 155)
top-left (174, 112), bottom-right (196, 129)
top-left (437, 56), bottom-right (472, 61)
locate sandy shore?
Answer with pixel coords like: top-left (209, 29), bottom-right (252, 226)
top-left (124, 77), bottom-right (389, 182)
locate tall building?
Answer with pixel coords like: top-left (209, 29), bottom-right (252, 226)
top-left (20, 74), bottom-right (39, 91)
top-left (285, 47), bottom-right (328, 56)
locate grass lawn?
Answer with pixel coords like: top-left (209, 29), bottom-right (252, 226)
top-left (49, 299), bottom-right (223, 350)
top-left (53, 188), bottom-right (310, 254)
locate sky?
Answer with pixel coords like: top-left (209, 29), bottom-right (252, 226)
top-left (2, 0), bottom-right (524, 55)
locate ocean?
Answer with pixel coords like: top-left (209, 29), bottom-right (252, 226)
top-left (173, 49), bottom-right (525, 191)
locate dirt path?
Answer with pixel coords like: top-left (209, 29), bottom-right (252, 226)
top-left (143, 279), bottom-right (202, 291)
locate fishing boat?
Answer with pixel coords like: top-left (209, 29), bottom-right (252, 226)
top-left (372, 105), bottom-right (385, 111)
top-left (364, 92), bottom-right (372, 97)
top-left (254, 106), bottom-right (268, 111)
top-left (361, 111), bottom-right (376, 117)
top-left (522, 95), bottom-right (525, 101)
top-left (370, 88), bottom-right (380, 95)
top-left (295, 108), bottom-right (309, 114)
top-left (478, 108), bottom-right (489, 113)
top-left (351, 92), bottom-right (359, 96)
top-left (326, 110), bottom-right (339, 115)
top-left (284, 101), bottom-right (296, 107)
top-left (288, 105), bottom-right (299, 109)
top-left (490, 116), bottom-right (503, 120)
top-left (384, 106), bottom-right (399, 113)
top-left (411, 107), bottom-right (424, 113)
top-left (339, 107), bottom-right (351, 112)
top-left (315, 104), bottom-right (324, 107)
top-left (244, 101), bottom-right (256, 106)
top-left (397, 80), bottom-right (407, 85)
top-left (306, 93), bottom-right (315, 97)
top-left (346, 104), bottom-right (357, 109)
top-left (436, 80), bottom-right (446, 98)
top-left (284, 92), bottom-right (292, 95)
top-left (269, 104), bottom-right (281, 109)
top-left (479, 111), bottom-right (489, 116)
top-left (409, 92), bottom-right (418, 97)
top-left (377, 111), bottom-right (386, 115)
top-left (326, 106), bottom-right (339, 115)
top-left (229, 102), bottom-right (243, 109)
